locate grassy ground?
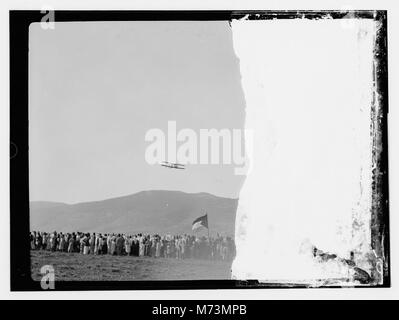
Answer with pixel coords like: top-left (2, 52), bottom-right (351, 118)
top-left (31, 250), bottom-right (232, 281)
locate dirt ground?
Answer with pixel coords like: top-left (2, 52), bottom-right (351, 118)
top-left (31, 250), bottom-right (232, 281)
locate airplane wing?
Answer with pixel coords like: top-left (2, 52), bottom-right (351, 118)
top-left (172, 163), bottom-right (185, 168)
top-left (173, 166), bottom-right (185, 169)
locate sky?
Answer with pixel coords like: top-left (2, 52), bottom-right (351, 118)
top-left (29, 21), bottom-right (246, 203)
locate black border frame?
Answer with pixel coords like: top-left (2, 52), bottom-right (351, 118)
top-left (10, 10), bottom-right (390, 291)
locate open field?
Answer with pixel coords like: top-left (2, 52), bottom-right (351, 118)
top-left (31, 250), bottom-right (232, 281)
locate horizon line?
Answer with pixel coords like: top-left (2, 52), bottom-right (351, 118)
top-left (30, 189), bottom-right (239, 205)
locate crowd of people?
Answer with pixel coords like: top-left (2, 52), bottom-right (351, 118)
top-left (30, 231), bottom-right (236, 261)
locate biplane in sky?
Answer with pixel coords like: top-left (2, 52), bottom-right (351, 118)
top-left (160, 161), bottom-right (186, 170)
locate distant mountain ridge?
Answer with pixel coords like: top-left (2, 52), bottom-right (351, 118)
top-left (30, 190), bottom-right (238, 236)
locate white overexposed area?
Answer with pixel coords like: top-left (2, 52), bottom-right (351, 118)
top-left (231, 18), bottom-right (378, 283)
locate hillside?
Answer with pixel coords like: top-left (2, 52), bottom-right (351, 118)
top-left (30, 191), bottom-right (238, 236)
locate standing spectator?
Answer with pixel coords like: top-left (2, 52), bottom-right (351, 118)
top-left (125, 236), bottom-right (131, 256)
top-left (83, 233), bottom-right (90, 255)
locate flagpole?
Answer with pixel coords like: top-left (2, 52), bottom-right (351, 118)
top-left (207, 212), bottom-right (210, 239)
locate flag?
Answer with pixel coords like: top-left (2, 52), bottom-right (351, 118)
top-left (192, 214), bottom-right (208, 231)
